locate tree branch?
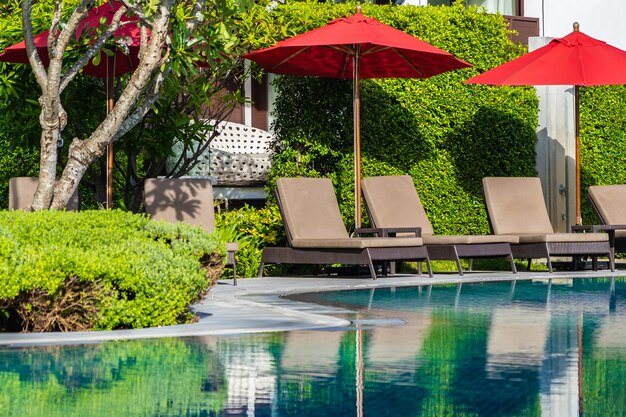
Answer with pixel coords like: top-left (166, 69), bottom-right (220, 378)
top-left (60, 5), bottom-right (128, 92)
top-left (21, 0), bottom-right (48, 87)
top-left (47, 0), bottom-right (64, 60)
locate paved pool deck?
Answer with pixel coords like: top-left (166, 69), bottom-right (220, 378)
top-left (0, 268), bottom-right (622, 347)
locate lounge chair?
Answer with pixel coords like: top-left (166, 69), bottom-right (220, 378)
top-left (258, 177), bottom-right (432, 279)
top-left (9, 176), bottom-right (80, 211)
top-left (587, 184), bottom-right (626, 258)
top-left (361, 175), bottom-right (518, 275)
top-left (144, 178), bottom-right (238, 284)
top-left (482, 177), bottom-right (614, 272)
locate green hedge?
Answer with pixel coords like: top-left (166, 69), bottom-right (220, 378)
top-left (241, 1), bottom-right (538, 234)
top-left (0, 210), bottom-right (224, 331)
top-left (580, 85), bottom-right (626, 222)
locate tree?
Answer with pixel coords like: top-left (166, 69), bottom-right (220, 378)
top-left (14, 0), bottom-right (248, 210)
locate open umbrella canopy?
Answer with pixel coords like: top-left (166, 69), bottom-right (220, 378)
top-left (465, 23), bottom-right (626, 225)
top-left (243, 10), bottom-right (470, 80)
top-left (0, 1), bottom-right (142, 77)
top-left (243, 8), bottom-right (471, 227)
top-left (465, 26), bottom-right (626, 86)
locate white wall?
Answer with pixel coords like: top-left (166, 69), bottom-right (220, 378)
top-left (524, 0), bottom-right (626, 50)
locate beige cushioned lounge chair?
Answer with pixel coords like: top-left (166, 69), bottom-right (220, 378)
top-left (361, 175), bottom-right (518, 275)
top-left (9, 176), bottom-right (80, 211)
top-left (588, 184), bottom-right (626, 258)
top-left (258, 177), bottom-right (432, 279)
top-left (144, 177), bottom-right (238, 284)
top-left (482, 177), bottom-right (613, 272)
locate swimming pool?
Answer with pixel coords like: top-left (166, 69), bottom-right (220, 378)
top-left (1, 278), bottom-right (624, 416)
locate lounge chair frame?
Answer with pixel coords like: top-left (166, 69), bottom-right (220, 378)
top-left (584, 186), bottom-right (626, 261)
top-left (360, 176), bottom-right (517, 275)
top-left (482, 177), bottom-right (614, 273)
top-left (258, 187), bottom-right (432, 279)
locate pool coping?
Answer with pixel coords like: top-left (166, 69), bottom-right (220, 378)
top-left (0, 269), bottom-right (622, 346)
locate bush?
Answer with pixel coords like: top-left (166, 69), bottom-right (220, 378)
top-left (240, 1), bottom-right (538, 234)
top-left (0, 210), bottom-right (224, 332)
top-left (215, 204), bottom-right (285, 278)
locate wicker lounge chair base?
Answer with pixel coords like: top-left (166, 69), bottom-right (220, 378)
top-left (258, 246), bottom-right (432, 279)
top-left (426, 243), bottom-right (517, 275)
top-left (511, 241), bottom-right (614, 273)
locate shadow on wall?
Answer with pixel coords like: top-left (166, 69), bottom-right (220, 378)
top-left (444, 105), bottom-right (537, 197)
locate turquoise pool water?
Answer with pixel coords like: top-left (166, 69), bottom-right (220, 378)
top-left (1, 278), bottom-right (624, 417)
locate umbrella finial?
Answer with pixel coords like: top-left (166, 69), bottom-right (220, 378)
top-left (356, 4), bottom-right (362, 14)
top-left (573, 22), bottom-right (580, 31)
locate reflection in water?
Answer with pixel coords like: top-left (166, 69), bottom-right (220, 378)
top-left (0, 278), bottom-right (624, 417)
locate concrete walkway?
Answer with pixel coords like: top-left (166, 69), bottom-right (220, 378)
top-left (0, 269), bottom-right (622, 346)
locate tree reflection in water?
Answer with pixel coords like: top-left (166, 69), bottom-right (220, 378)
top-left (0, 278), bottom-right (624, 417)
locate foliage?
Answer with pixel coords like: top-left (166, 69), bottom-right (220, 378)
top-left (239, 1), bottom-right (538, 235)
top-left (0, 210), bottom-right (224, 331)
top-left (579, 85), bottom-right (626, 223)
top-left (215, 203), bottom-right (285, 277)
top-left (0, 0), bottom-right (253, 211)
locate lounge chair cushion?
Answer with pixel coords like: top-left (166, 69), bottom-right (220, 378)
top-left (291, 237), bottom-right (423, 249)
top-left (482, 177), bottom-right (555, 235)
top-left (361, 175), bottom-right (434, 235)
top-left (423, 234), bottom-right (519, 245)
top-left (588, 185), bottom-right (626, 226)
top-left (277, 177), bottom-right (351, 241)
top-left (515, 232), bottom-right (608, 243)
top-left (144, 178), bottom-right (215, 233)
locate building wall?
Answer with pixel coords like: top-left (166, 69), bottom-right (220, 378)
top-left (524, 0), bottom-right (626, 49)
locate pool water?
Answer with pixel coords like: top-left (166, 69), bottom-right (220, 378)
top-left (1, 278), bottom-right (624, 417)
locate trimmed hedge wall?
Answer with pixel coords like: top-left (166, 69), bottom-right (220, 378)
top-left (241, 1), bottom-right (538, 234)
top-left (0, 210), bottom-right (223, 331)
top-left (580, 85), bottom-right (626, 222)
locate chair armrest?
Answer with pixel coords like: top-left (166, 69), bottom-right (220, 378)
top-left (353, 227), bottom-right (385, 237)
top-left (590, 224), bottom-right (626, 232)
top-left (376, 227), bottom-right (422, 237)
top-left (571, 225), bottom-right (592, 233)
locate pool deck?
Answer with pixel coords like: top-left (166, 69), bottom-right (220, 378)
top-left (1, 268), bottom-right (622, 346)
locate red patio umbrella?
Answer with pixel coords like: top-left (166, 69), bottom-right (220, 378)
top-left (465, 23), bottom-right (626, 225)
top-left (0, 1), bottom-right (144, 209)
top-left (242, 6), bottom-right (471, 228)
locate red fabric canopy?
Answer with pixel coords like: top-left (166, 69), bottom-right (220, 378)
top-left (0, 1), bottom-right (143, 78)
top-left (465, 26), bottom-right (626, 225)
top-left (243, 11), bottom-right (470, 80)
top-left (465, 29), bottom-right (626, 86)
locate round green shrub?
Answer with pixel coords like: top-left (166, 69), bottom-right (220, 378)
top-left (0, 210), bottom-right (224, 332)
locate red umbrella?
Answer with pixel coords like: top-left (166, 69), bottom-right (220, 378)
top-left (243, 6), bottom-right (471, 228)
top-left (465, 23), bottom-right (626, 225)
top-left (0, 1), bottom-right (144, 208)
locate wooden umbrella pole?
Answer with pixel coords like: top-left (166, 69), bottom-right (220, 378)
top-left (354, 44), bottom-right (362, 229)
top-left (575, 85), bottom-right (581, 225)
top-left (106, 55), bottom-right (115, 209)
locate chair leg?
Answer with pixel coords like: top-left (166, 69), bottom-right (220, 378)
top-left (257, 262), bottom-right (265, 278)
top-left (526, 258), bottom-right (532, 271)
top-left (425, 257), bottom-right (433, 278)
top-left (509, 254), bottom-right (518, 274)
top-left (467, 258), bottom-right (474, 272)
top-left (546, 256), bottom-right (554, 273)
top-left (453, 248), bottom-right (464, 276)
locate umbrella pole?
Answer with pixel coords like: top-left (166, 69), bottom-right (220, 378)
top-left (106, 55), bottom-right (115, 209)
top-left (575, 85), bottom-right (581, 225)
top-left (354, 45), bottom-right (361, 229)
